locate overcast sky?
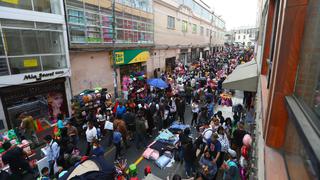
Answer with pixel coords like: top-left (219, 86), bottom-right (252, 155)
top-left (202, 0), bottom-right (258, 30)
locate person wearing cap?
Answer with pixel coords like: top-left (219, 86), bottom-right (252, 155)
top-left (222, 149), bottom-right (240, 180)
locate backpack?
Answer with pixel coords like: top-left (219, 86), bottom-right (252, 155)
top-left (69, 171), bottom-right (114, 180)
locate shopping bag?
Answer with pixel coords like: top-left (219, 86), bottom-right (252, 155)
top-left (104, 121), bottom-right (113, 130)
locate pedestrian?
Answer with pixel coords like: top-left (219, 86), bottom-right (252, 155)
top-left (2, 141), bottom-right (34, 180)
top-left (245, 105), bottom-right (256, 132)
top-left (176, 96), bottom-right (186, 124)
top-left (199, 149), bottom-right (217, 180)
top-left (19, 112), bottom-right (39, 147)
top-left (116, 102), bottom-right (126, 119)
top-left (92, 140), bottom-right (105, 158)
top-left (191, 99), bottom-right (199, 126)
top-left (44, 135), bottom-right (60, 178)
top-left (232, 122), bottom-right (248, 159)
top-left (57, 114), bottom-right (65, 130)
top-left (197, 107), bottom-right (208, 127)
top-left (113, 117), bottom-right (129, 148)
top-left (113, 126), bottom-right (122, 160)
top-left (66, 121), bottom-right (78, 147)
top-left (217, 126), bottom-right (229, 170)
top-left (96, 109), bottom-right (106, 136)
top-left (222, 149), bottom-right (240, 180)
top-left (105, 109), bottom-right (115, 146)
top-left (85, 121), bottom-right (97, 156)
top-left (135, 110), bottom-right (147, 149)
top-left (209, 133), bottom-right (222, 180)
top-left (215, 111), bottom-right (225, 125)
top-left (123, 108), bottom-right (136, 141)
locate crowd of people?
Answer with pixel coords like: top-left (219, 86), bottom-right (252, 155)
top-left (0, 45), bottom-right (256, 180)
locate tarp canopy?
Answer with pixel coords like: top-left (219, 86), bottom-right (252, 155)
top-left (222, 60), bottom-right (258, 92)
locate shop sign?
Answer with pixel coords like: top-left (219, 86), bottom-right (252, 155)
top-left (23, 70), bottom-right (65, 81)
top-left (1, 0), bottom-right (19, 5)
top-left (23, 58), bottom-right (38, 67)
top-left (114, 49), bottom-right (150, 65)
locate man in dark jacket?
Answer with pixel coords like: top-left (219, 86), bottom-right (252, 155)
top-left (135, 111), bottom-right (147, 149)
top-left (176, 96), bottom-right (186, 124)
top-left (2, 141), bottom-right (34, 180)
top-left (183, 141), bottom-right (196, 177)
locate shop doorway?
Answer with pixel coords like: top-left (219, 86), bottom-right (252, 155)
top-left (165, 57), bottom-right (176, 73)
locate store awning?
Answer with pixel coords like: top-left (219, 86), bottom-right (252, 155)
top-left (222, 61), bottom-right (258, 92)
top-left (204, 47), bottom-right (210, 51)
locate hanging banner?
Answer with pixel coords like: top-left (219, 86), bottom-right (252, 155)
top-left (114, 49), bottom-right (150, 65)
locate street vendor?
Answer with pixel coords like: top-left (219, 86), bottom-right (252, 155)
top-left (2, 141), bottom-right (34, 179)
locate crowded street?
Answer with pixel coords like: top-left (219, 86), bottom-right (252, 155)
top-left (1, 0), bottom-right (319, 179)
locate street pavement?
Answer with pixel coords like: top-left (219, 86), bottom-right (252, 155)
top-left (74, 91), bottom-right (244, 179)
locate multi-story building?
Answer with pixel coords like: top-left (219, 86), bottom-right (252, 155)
top-left (225, 0), bottom-right (320, 179)
top-left (65, 0), bottom-right (154, 95)
top-left (230, 27), bottom-right (258, 46)
top-left (151, 0), bottom-right (226, 74)
top-left (0, 1), bottom-right (72, 133)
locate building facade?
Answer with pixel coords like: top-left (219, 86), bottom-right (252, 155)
top-left (254, 0), bottom-right (320, 179)
top-left (151, 0), bottom-right (226, 75)
top-left (0, 1), bottom-right (72, 133)
top-left (230, 27), bottom-right (258, 46)
top-left (65, 0), bottom-right (153, 95)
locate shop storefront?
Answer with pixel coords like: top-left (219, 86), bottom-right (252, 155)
top-left (0, 78), bottom-right (69, 136)
top-left (115, 49), bottom-right (150, 79)
top-left (165, 57), bottom-right (176, 73)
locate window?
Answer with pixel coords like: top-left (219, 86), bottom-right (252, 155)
top-left (0, 19), bottom-right (67, 76)
top-left (9, 56), bottom-right (41, 74)
top-left (200, 26), bottom-right (204, 35)
top-left (3, 29), bottom-right (64, 56)
top-left (294, 10), bottom-right (320, 121)
top-left (206, 29), bottom-right (209, 36)
top-left (243, 35), bottom-right (246, 39)
top-left (0, 33), bottom-right (4, 56)
top-left (0, 58), bottom-right (9, 76)
top-left (238, 35), bottom-right (240, 40)
top-left (0, 0), bottom-right (61, 14)
top-left (167, 16), bottom-right (175, 29)
top-left (42, 55), bottom-right (67, 71)
top-left (182, 20), bottom-right (188, 32)
top-left (192, 24), bottom-right (197, 34)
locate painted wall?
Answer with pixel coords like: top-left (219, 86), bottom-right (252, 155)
top-left (153, 0), bottom-right (225, 47)
top-left (70, 51), bottom-right (114, 95)
top-left (148, 49), bottom-right (179, 77)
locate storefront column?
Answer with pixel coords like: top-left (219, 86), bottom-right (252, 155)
top-left (0, 99), bottom-right (8, 131)
top-left (65, 77), bottom-right (73, 118)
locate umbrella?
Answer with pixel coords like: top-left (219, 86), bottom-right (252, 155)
top-left (147, 78), bottom-right (168, 89)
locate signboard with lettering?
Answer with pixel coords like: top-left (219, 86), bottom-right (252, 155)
top-left (114, 49), bottom-right (150, 65)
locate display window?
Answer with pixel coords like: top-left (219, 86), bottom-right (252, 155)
top-left (0, 78), bottom-right (68, 132)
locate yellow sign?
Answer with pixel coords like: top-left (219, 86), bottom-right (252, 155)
top-left (1, 0), bottom-right (19, 5)
top-left (24, 59), bottom-right (38, 67)
top-left (129, 51), bottom-right (150, 64)
top-left (115, 51), bottom-right (124, 64)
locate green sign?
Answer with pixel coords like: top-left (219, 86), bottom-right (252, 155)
top-left (114, 49), bottom-right (150, 65)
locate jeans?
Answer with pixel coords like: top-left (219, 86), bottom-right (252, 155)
top-left (108, 130), bottom-right (113, 146)
top-left (185, 161), bottom-right (195, 176)
top-left (135, 133), bottom-right (147, 149)
top-left (114, 142), bottom-right (121, 160)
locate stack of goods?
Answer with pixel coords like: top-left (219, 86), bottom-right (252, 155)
top-left (168, 121), bottom-right (190, 134)
top-left (126, 73), bottom-right (147, 101)
top-left (220, 92), bottom-right (233, 107)
top-left (143, 129), bottom-right (179, 169)
top-left (72, 88), bottom-right (110, 126)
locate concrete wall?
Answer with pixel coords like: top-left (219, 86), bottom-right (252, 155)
top-left (153, 0), bottom-right (225, 47)
top-left (70, 51), bottom-right (114, 95)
